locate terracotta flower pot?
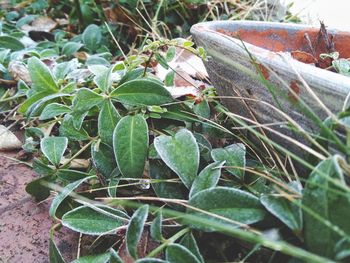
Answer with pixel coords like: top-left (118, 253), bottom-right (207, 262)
top-left (191, 21), bottom-right (350, 156)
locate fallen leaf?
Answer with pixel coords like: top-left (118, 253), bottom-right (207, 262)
top-left (291, 51), bottom-right (316, 64)
top-left (60, 158), bottom-right (90, 169)
top-left (8, 60), bottom-right (31, 84)
top-left (155, 48), bottom-right (209, 99)
top-left (0, 125), bottom-right (22, 151)
top-left (74, 51), bottom-right (89, 61)
top-left (165, 85), bottom-right (201, 99)
top-left (56, 18), bottom-right (69, 26)
top-left (21, 16), bottom-right (57, 32)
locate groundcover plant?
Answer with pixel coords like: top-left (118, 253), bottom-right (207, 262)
top-left (0, 1), bottom-right (349, 262)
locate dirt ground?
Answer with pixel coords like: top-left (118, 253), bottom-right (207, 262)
top-left (0, 151), bottom-right (77, 263)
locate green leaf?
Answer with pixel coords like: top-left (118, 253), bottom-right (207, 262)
top-left (110, 79), bottom-right (173, 106)
top-left (18, 90), bottom-right (52, 114)
top-left (118, 67), bottom-right (144, 85)
top-left (164, 71), bottom-right (175, 87)
top-left (0, 35), bottom-right (25, 51)
top-left (82, 24), bottom-right (102, 51)
top-left (70, 111), bottom-right (88, 130)
top-left (49, 237), bottom-right (65, 263)
top-left (193, 133), bottom-right (212, 161)
top-left (260, 181), bottom-right (302, 233)
top-left (161, 104), bottom-right (199, 123)
top-left (98, 100), bottom-right (120, 145)
top-left (57, 169), bottom-right (91, 181)
top-left (62, 42), bottom-right (83, 56)
top-left (28, 57), bottom-right (59, 93)
top-left (59, 115), bottom-right (90, 141)
top-left (126, 205), bottom-right (149, 259)
top-left (26, 93), bottom-right (71, 117)
top-left (113, 115), bottom-right (149, 178)
top-left (49, 176), bottom-right (94, 218)
top-left (62, 205), bottom-right (128, 235)
top-left (86, 56), bottom-right (110, 66)
top-left (166, 46), bottom-right (176, 62)
top-left (135, 259), bottom-right (168, 263)
top-left (25, 175), bottom-right (52, 201)
top-left (109, 248), bottom-right (123, 263)
top-left (53, 59), bottom-right (79, 80)
top-left (91, 142), bottom-right (117, 179)
top-left (188, 187), bottom-right (266, 229)
top-left (193, 100), bottom-right (210, 119)
top-left (149, 160), bottom-right (186, 210)
top-left (150, 211), bottom-right (163, 242)
top-left (93, 66), bottom-right (113, 93)
top-left (166, 244), bottom-right (200, 263)
top-left (303, 156), bottom-right (350, 258)
top-left (333, 59), bottom-right (350, 77)
top-left (110, 248), bottom-right (123, 263)
top-left (41, 137), bottom-right (68, 166)
top-left (179, 233), bottom-right (204, 263)
top-left (0, 49), bottom-right (10, 64)
top-left (40, 103), bottom-right (70, 120)
top-left (71, 252), bottom-right (110, 263)
top-left (108, 175), bottom-right (120, 198)
top-left (32, 158), bottom-right (55, 176)
top-left (211, 143), bottom-right (246, 180)
top-left (189, 161), bottom-right (224, 198)
top-left (183, 41), bottom-right (194, 47)
top-left (335, 238), bottom-right (350, 260)
top-left (72, 88), bottom-right (104, 113)
top-left (155, 53), bottom-right (169, 69)
top-left (154, 129), bottom-right (199, 188)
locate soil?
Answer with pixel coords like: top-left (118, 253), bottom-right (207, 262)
top-left (0, 151), bottom-right (77, 263)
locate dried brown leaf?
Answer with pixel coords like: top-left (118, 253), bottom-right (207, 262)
top-left (0, 125), bottom-right (22, 151)
top-left (8, 61), bottom-right (31, 84)
top-left (21, 16), bottom-right (57, 32)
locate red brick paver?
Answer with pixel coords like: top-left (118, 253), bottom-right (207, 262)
top-left (0, 152), bottom-right (77, 263)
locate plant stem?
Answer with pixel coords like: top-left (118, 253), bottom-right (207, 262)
top-left (73, 0), bottom-right (84, 28)
top-left (147, 227), bottom-right (190, 258)
top-left (0, 94), bottom-right (25, 103)
top-left (59, 139), bottom-right (94, 168)
top-left (153, 0), bottom-right (164, 24)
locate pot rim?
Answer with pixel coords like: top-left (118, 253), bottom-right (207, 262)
top-left (190, 21), bottom-right (350, 92)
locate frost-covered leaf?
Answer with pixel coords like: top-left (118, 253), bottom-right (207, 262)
top-left (28, 57), bottom-right (58, 93)
top-left (154, 129), bottom-right (199, 188)
top-left (188, 187), bottom-right (266, 229)
top-left (82, 24), bottom-right (102, 51)
top-left (49, 176), bottom-right (94, 218)
top-left (189, 161), bottom-right (224, 198)
top-left (40, 136), bottom-right (68, 166)
top-left (62, 42), bottom-right (83, 56)
top-left (98, 100), bottom-right (120, 145)
top-left (110, 79), bottom-right (173, 106)
top-left (166, 244), bottom-right (200, 263)
top-left (211, 143), bottom-right (246, 180)
top-left (62, 205), bottom-right (128, 235)
top-left (113, 115), bottom-right (148, 178)
top-left (260, 181), bottom-right (302, 233)
top-left (303, 156), bottom-right (350, 258)
top-left (126, 205), bottom-right (149, 259)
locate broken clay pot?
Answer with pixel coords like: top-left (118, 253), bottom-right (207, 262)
top-left (191, 21), bottom-right (350, 158)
